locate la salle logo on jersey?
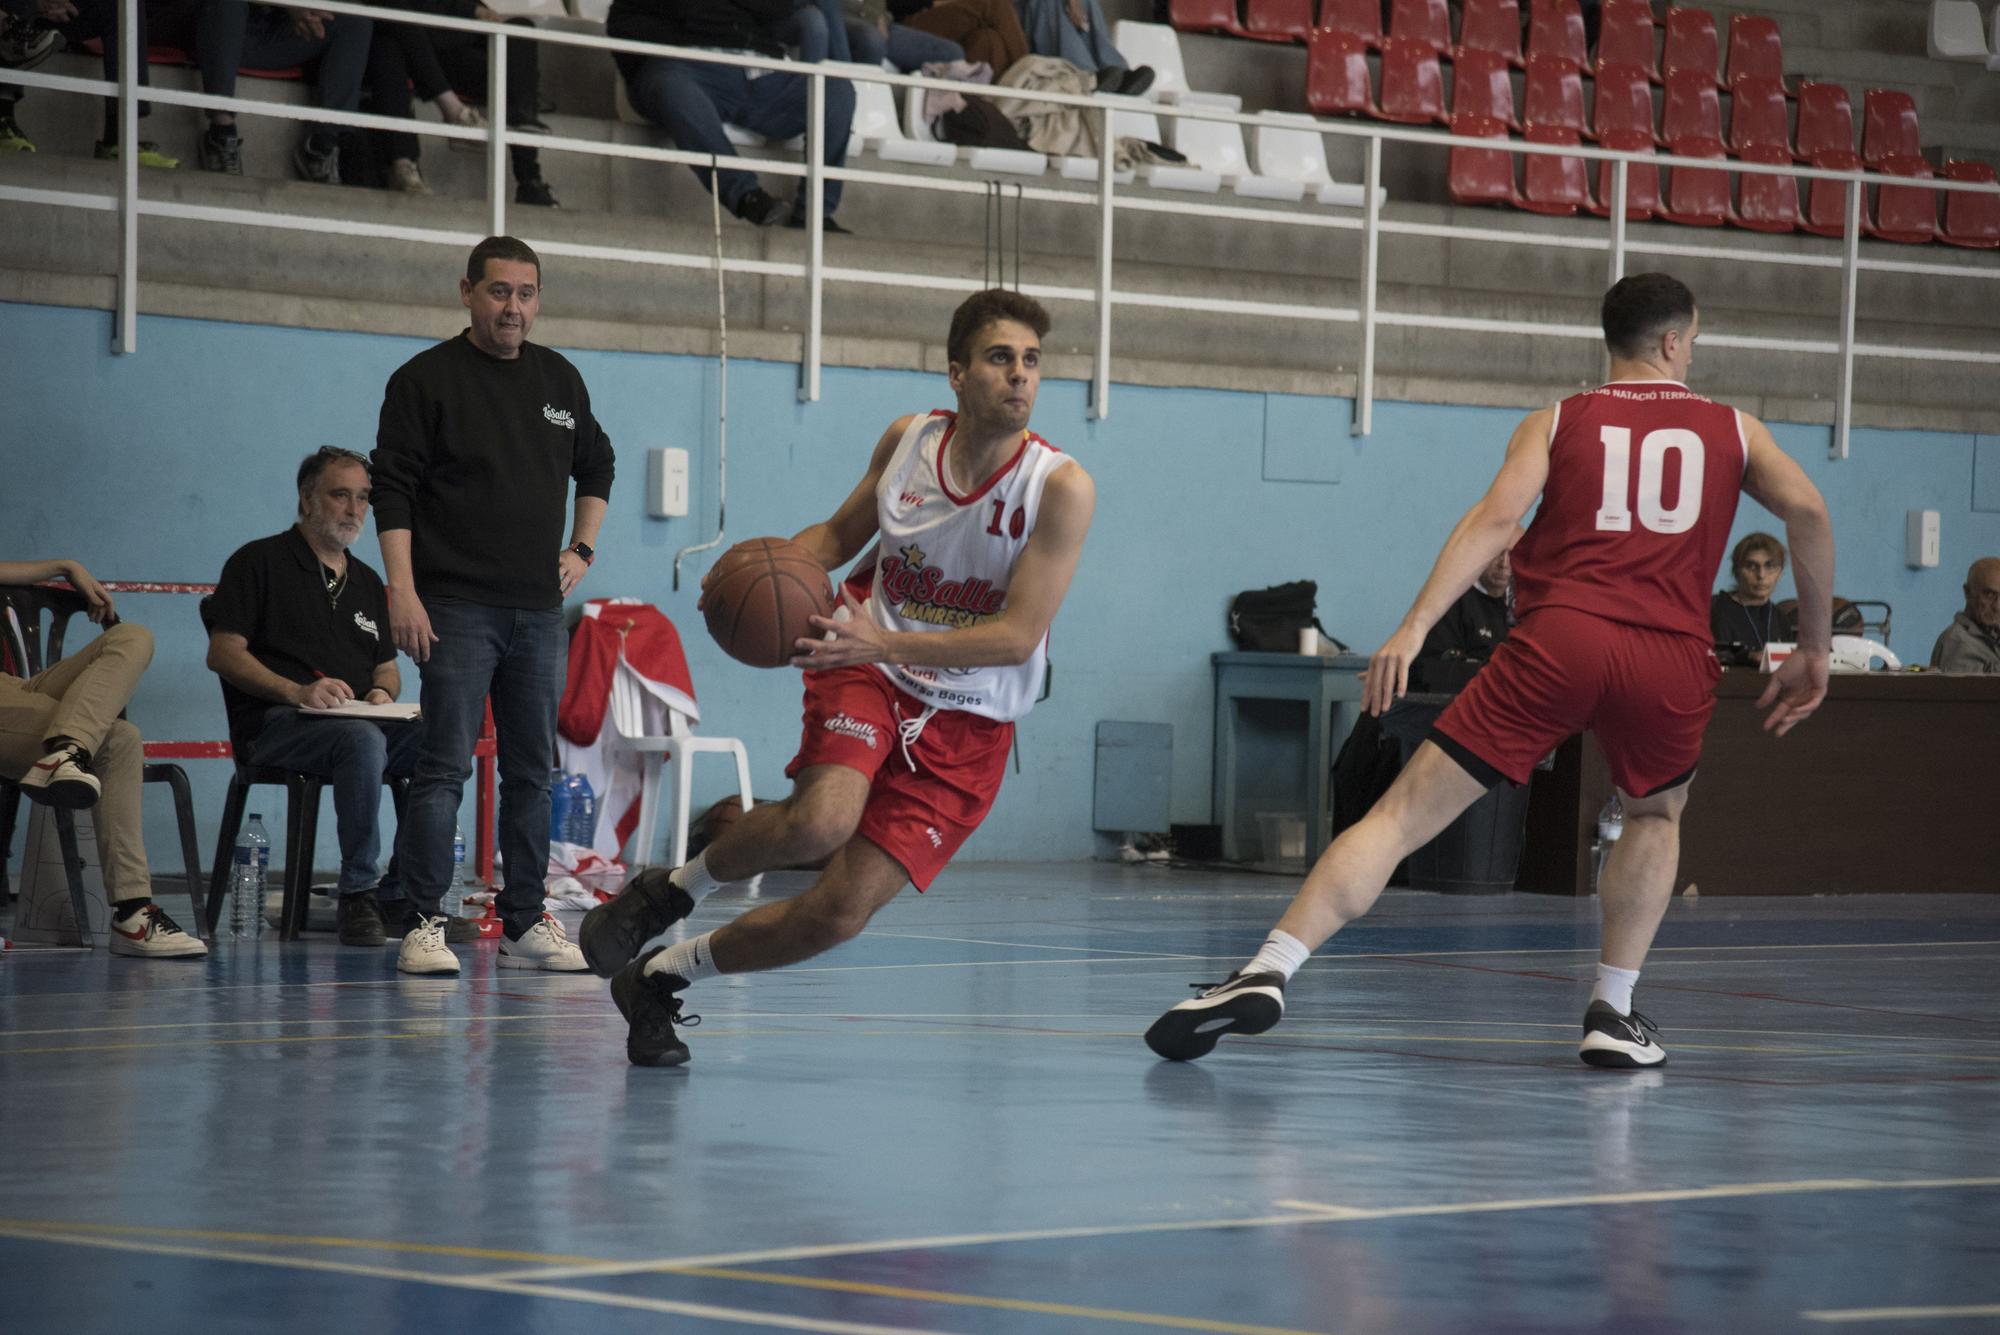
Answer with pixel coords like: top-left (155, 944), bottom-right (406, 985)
top-left (353, 611), bottom-right (379, 637)
top-left (543, 404), bottom-right (575, 430)
top-left (878, 544), bottom-right (1005, 628)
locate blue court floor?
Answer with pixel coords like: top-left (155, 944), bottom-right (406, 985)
top-left (3, 864), bottom-right (1997, 1334)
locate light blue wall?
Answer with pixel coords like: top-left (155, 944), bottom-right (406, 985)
top-left (4, 299), bottom-right (1997, 872)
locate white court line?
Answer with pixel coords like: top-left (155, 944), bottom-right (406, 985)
top-left (0, 1226), bottom-right (955, 1335)
top-left (866, 932), bottom-right (1195, 957)
top-left (481, 1177), bottom-right (2000, 1285)
top-left (1803, 1303), bottom-right (2000, 1323)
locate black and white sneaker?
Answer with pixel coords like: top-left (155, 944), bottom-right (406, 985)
top-left (1579, 1000), bottom-right (1667, 1068)
top-left (17, 742), bottom-right (99, 808)
top-left (610, 947), bottom-right (699, 1067)
top-left (578, 867), bottom-right (693, 978)
top-left (1144, 971), bottom-right (1286, 1061)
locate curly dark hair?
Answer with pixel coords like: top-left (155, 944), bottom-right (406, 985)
top-left (947, 289), bottom-right (1051, 367)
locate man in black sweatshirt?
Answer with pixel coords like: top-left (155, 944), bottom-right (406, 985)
top-left (608, 0), bottom-right (856, 230)
top-left (371, 235), bottom-right (616, 977)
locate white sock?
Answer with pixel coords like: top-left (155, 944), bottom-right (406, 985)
top-left (645, 931), bottom-right (720, 984)
top-left (1244, 929), bottom-right (1310, 982)
top-left (1593, 963), bottom-right (1640, 1015)
top-left (670, 851), bottom-right (721, 904)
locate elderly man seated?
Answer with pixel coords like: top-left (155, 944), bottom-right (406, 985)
top-left (1930, 557), bottom-right (2000, 674)
top-left (206, 447), bottom-right (476, 947)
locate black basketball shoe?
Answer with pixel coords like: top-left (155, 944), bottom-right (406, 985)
top-left (611, 947), bottom-right (699, 1067)
top-left (579, 867), bottom-right (694, 977)
top-left (1144, 971), bottom-right (1287, 1061)
top-left (1578, 1000), bottom-right (1667, 1068)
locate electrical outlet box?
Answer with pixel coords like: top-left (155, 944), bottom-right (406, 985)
top-left (1906, 509), bottom-right (1940, 568)
top-left (647, 447), bottom-right (689, 518)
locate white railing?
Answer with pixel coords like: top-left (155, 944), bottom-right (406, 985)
top-left (4, 0), bottom-right (1999, 458)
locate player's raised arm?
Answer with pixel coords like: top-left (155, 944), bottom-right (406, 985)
top-left (1739, 411), bottom-right (1834, 735)
top-left (1363, 408), bottom-right (1552, 715)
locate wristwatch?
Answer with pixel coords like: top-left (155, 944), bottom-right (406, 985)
top-left (567, 541), bottom-right (595, 566)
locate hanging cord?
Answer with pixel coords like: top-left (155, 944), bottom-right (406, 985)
top-left (672, 157), bottom-right (731, 591)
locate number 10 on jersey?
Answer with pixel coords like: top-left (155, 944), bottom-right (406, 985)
top-left (1594, 426), bottom-right (1706, 534)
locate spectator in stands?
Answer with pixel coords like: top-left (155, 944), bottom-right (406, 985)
top-left (787, 0), bottom-right (852, 62)
top-left (205, 448), bottom-right (473, 948)
top-left (147, 0), bottom-right (371, 184)
top-left (1410, 547), bottom-right (1513, 692)
top-left (1710, 531), bottom-right (1789, 666)
top-left (849, 0), bottom-right (1032, 74)
top-left (608, 0), bottom-right (856, 231)
top-left (1013, 0), bottom-right (1151, 95)
top-left (362, 1), bottom-right (558, 204)
top-left (1929, 557), bottom-right (2000, 673)
top-left (0, 558), bottom-right (206, 958)
top-left (0, 0), bottom-right (176, 164)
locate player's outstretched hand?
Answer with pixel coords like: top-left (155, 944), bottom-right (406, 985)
top-left (1755, 649), bottom-right (1828, 736)
top-left (1363, 625), bottom-right (1426, 716)
top-left (793, 588), bottom-right (883, 671)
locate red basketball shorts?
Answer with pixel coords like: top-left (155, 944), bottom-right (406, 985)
top-left (785, 665), bottom-right (1013, 890)
top-left (1432, 605), bottom-right (1724, 797)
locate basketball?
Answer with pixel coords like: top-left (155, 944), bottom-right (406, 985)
top-left (702, 537), bottom-right (836, 668)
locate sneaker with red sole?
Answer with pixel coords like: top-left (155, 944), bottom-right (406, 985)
top-left (108, 904), bottom-right (209, 958)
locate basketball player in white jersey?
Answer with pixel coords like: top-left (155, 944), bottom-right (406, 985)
top-left (580, 289), bottom-right (1096, 1066)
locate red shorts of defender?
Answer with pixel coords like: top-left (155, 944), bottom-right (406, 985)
top-left (785, 665), bottom-right (1014, 890)
top-left (1432, 605), bottom-right (1723, 797)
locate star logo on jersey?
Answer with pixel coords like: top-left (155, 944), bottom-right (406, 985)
top-left (878, 544), bottom-right (1006, 629)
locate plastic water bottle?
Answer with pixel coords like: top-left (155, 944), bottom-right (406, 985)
top-left (1591, 796), bottom-right (1625, 893)
top-left (549, 767), bottom-right (572, 845)
top-left (444, 824), bottom-right (467, 919)
top-left (230, 814), bottom-right (271, 937)
top-left (564, 772), bottom-right (597, 847)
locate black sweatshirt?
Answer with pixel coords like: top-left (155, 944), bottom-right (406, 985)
top-left (607, 0), bottom-right (796, 77)
top-left (372, 332), bottom-right (615, 610)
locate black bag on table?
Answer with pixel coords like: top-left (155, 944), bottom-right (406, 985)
top-left (1227, 580), bottom-right (1343, 653)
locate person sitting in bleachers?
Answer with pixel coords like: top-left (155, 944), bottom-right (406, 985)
top-left (1710, 531), bottom-right (1790, 666)
top-left (853, 0), bottom-right (1029, 75)
top-left (1929, 557), bottom-right (2000, 674)
top-left (1013, 0), bottom-right (1151, 95)
top-left (147, 0), bottom-right (371, 184)
top-left (1, 558), bottom-right (207, 958)
top-left (608, 0), bottom-right (855, 231)
top-left (1, 0), bottom-right (177, 164)
top-left (361, 0), bottom-right (558, 204)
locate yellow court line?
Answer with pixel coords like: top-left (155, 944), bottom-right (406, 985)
top-left (0, 1217), bottom-right (598, 1265)
top-left (670, 1265), bottom-right (1324, 1335)
top-left (1803, 1303), bottom-right (2000, 1323)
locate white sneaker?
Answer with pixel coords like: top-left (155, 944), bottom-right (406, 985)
top-left (498, 914), bottom-right (589, 971)
top-left (17, 742), bottom-right (100, 808)
top-left (388, 157), bottom-right (430, 193)
top-left (396, 915), bottom-right (461, 975)
top-left (107, 904), bottom-right (209, 958)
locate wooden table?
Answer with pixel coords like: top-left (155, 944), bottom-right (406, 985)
top-left (1518, 670), bottom-right (2000, 896)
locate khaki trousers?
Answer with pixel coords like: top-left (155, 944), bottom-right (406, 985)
top-left (0, 622), bottom-right (155, 902)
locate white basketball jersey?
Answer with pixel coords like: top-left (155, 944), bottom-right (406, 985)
top-left (851, 410), bottom-right (1067, 723)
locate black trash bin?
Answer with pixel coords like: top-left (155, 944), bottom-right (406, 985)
top-left (1377, 696), bottom-right (1532, 895)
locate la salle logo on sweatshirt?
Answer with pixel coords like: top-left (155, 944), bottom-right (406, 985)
top-left (543, 404), bottom-right (575, 430)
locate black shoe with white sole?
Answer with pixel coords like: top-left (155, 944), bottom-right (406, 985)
top-left (1144, 971), bottom-right (1286, 1061)
top-left (1578, 1000), bottom-right (1667, 1068)
top-left (611, 947), bottom-right (699, 1067)
top-left (579, 867), bottom-right (694, 977)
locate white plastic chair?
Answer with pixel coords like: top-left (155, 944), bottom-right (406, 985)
top-left (1927, 1), bottom-right (1988, 62)
top-left (1111, 20), bottom-right (1189, 101)
top-left (1254, 114), bottom-right (1388, 208)
top-left (1170, 100), bottom-right (1302, 199)
top-left (609, 663), bottom-right (753, 871)
top-left (566, 0), bottom-right (611, 23)
top-left (484, 0), bottom-right (566, 17)
top-left (899, 86), bottom-right (1045, 174)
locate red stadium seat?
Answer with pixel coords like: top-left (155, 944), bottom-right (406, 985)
top-left (1940, 159), bottom-right (2000, 249)
top-left (1592, 62), bottom-right (1657, 145)
top-left (1725, 14), bottom-right (1787, 92)
top-left (1389, 0), bottom-right (1452, 55)
top-left (1662, 66), bottom-right (1721, 145)
top-left (1795, 81), bottom-right (1854, 164)
top-left (1588, 128), bottom-right (1662, 219)
top-left (1733, 143), bottom-right (1798, 232)
top-left (1377, 35), bottom-right (1448, 124)
top-left (1520, 125), bottom-right (1594, 214)
top-left (1523, 53), bottom-right (1586, 136)
top-left (1318, 0), bottom-right (1383, 45)
top-left (1662, 7), bottom-right (1721, 88)
top-left (1456, 0), bottom-right (1522, 66)
top-left (1861, 89), bottom-right (1921, 168)
top-left (1451, 48), bottom-right (1520, 130)
top-left (1528, 0), bottom-right (1587, 70)
top-left (1728, 76), bottom-right (1791, 156)
top-left (1871, 155), bottom-right (1938, 243)
top-left (1448, 114), bottom-right (1522, 205)
top-left (1245, 0), bottom-right (1314, 41)
top-left (1170, 0), bottom-right (1247, 37)
top-left (1800, 149), bottom-right (1867, 239)
top-left (1595, 0), bottom-right (1659, 81)
top-left (1661, 136), bottom-right (1731, 225)
top-left (1305, 28), bottom-right (1379, 116)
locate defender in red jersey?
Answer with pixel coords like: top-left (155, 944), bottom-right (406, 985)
top-left (1149, 273), bottom-right (1834, 1070)
top-left (580, 289), bottom-right (1097, 1067)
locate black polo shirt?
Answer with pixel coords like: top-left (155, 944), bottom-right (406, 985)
top-left (209, 528), bottom-right (395, 751)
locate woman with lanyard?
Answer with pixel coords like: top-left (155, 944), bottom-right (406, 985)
top-left (1711, 532), bottom-right (1791, 666)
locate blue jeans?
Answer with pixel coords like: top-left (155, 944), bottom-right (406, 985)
top-left (247, 708), bottom-right (422, 900)
top-left (197, 0), bottom-right (372, 136)
top-left (395, 597), bottom-right (564, 936)
top-left (846, 20), bottom-right (965, 72)
top-left (784, 0), bottom-right (852, 63)
top-left (1014, 0), bottom-right (1124, 71)
top-left (625, 55), bottom-right (855, 215)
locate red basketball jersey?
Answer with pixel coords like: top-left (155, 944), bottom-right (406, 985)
top-left (1511, 380), bottom-right (1748, 643)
